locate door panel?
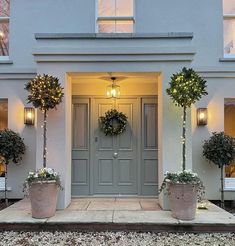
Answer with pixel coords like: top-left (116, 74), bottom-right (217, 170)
top-left (141, 98), bottom-right (158, 195)
top-left (72, 98), bottom-right (90, 196)
top-left (92, 98), bottom-right (138, 194)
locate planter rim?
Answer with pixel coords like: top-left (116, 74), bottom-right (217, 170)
top-left (28, 180), bottom-right (58, 186)
top-left (167, 181), bottom-right (199, 186)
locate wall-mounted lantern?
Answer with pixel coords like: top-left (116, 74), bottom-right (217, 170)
top-left (197, 108), bottom-right (208, 126)
top-left (24, 107), bottom-right (35, 125)
top-left (106, 77), bottom-right (120, 98)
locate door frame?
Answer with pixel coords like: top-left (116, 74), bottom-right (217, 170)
top-left (72, 95), bottom-right (157, 197)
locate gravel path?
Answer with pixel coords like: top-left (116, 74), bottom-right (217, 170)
top-left (0, 231), bottom-right (234, 246)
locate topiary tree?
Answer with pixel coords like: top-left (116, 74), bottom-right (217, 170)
top-left (166, 67), bottom-right (208, 171)
top-left (25, 74), bottom-right (64, 168)
top-left (203, 132), bottom-right (235, 208)
top-left (0, 129), bottom-right (26, 204)
top-left (0, 129), bottom-right (26, 165)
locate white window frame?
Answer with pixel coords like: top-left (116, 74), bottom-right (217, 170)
top-left (223, 7), bottom-right (235, 57)
top-left (96, 0), bottom-right (135, 33)
top-left (0, 14), bottom-right (10, 58)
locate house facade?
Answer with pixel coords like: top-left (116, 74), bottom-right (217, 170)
top-left (0, 0), bottom-right (235, 209)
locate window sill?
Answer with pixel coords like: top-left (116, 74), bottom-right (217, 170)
top-left (0, 57), bottom-right (13, 64)
top-left (220, 54), bottom-right (235, 62)
top-left (220, 58), bottom-right (235, 62)
top-left (224, 177), bottom-right (235, 190)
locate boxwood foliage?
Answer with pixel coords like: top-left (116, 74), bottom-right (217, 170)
top-left (166, 67), bottom-right (208, 108)
top-left (203, 132), bottom-right (235, 168)
top-left (25, 74), bottom-right (64, 111)
top-left (0, 129), bottom-right (26, 165)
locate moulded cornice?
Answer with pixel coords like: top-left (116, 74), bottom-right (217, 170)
top-left (35, 32), bottom-right (194, 40)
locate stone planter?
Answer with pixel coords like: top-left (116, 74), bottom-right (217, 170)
top-left (168, 183), bottom-right (198, 220)
top-left (29, 181), bottom-right (59, 219)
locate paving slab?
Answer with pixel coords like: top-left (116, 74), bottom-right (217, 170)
top-left (140, 201), bottom-right (161, 211)
top-left (87, 201), bottom-right (141, 210)
top-left (67, 200), bottom-right (90, 210)
top-left (47, 210), bottom-right (113, 223)
top-left (74, 198), bottom-right (116, 202)
top-left (113, 210), bottom-right (179, 224)
top-left (178, 210), bottom-right (235, 225)
top-left (115, 198), bottom-right (157, 202)
top-left (7, 201), bottom-right (31, 211)
top-left (0, 209), bottom-right (46, 223)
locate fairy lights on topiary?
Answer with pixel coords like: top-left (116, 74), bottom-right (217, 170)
top-left (25, 74), bottom-right (64, 168)
top-left (166, 67), bottom-right (208, 170)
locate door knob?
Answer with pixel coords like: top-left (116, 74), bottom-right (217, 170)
top-left (113, 152), bottom-right (118, 158)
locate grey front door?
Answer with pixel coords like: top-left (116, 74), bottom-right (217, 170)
top-left (91, 98), bottom-right (138, 195)
top-left (71, 96), bottom-right (158, 197)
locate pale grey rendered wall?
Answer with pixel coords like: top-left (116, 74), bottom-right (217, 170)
top-left (0, 77), bottom-right (36, 199)
top-left (8, 0), bottom-right (226, 68)
top-left (0, 0), bottom-right (235, 205)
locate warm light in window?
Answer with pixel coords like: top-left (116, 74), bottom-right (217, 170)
top-left (0, 32), bottom-right (4, 39)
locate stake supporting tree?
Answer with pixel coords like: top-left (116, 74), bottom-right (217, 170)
top-left (25, 74), bottom-right (64, 168)
top-left (166, 67), bottom-right (208, 171)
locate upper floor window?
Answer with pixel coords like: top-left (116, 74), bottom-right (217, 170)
top-left (0, 0), bottom-right (10, 56)
top-left (223, 0), bottom-right (235, 56)
top-left (97, 0), bottom-right (134, 33)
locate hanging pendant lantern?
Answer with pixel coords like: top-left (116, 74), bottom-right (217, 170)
top-left (106, 77), bottom-right (120, 98)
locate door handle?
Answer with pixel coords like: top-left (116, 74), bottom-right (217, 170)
top-left (113, 152), bottom-right (118, 158)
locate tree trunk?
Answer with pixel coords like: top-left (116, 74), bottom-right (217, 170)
top-left (43, 110), bottom-right (47, 168)
top-left (182, 106), bottom-right (186, 171)
top-left (220, 167), bottom-right (225, 209)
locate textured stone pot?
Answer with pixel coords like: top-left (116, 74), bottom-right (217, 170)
top-left (29, 181), bottom-right (59, 219)
top-left (168, 183), bottom-right (198, 220)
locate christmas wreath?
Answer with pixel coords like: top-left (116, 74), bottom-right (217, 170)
top-left (99, 109), bottom-right (128, 136)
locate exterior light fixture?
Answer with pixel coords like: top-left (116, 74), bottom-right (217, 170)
top-left (106, 77), bottom-right (120, 98)
top-left (197, 108), bottom-right (208, 126)
top-left (24, 107), bottom-right (35, 125)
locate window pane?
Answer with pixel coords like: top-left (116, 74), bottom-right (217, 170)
top-left (98, 0), bottom-right (115, 17)
top-left (224, 99), bottom-right (235, 177)
top-left (224, 19), bottom-right (235, 55)
top-left (0, 22), bottom-right (9, 56)
top-left (116, 0), bottom-right (133, 16)
top-left (0, 99), bottom-right (8, 130)
top-left (223, 0), bottom-right (235, 15)
top-left (116, 20), bottom-right (133, 33)
top-left (0, 0), bottom-right (10, 17)
top-left (98, 20), bottom-right (115, 33)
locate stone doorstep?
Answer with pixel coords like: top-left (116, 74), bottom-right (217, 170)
top-left (0, 222), bottom-right (234, 233)
top-left (0, 199), bottom-right (234, 232)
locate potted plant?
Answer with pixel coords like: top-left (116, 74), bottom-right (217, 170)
top-left (0, 129), bottom-right (26, 205)
top-left (24, 74), bottom-right (64, 218)
top-left (203, 132), bottom-right (235, 209)
top-left (159, 67), bottom-right (208, 220)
